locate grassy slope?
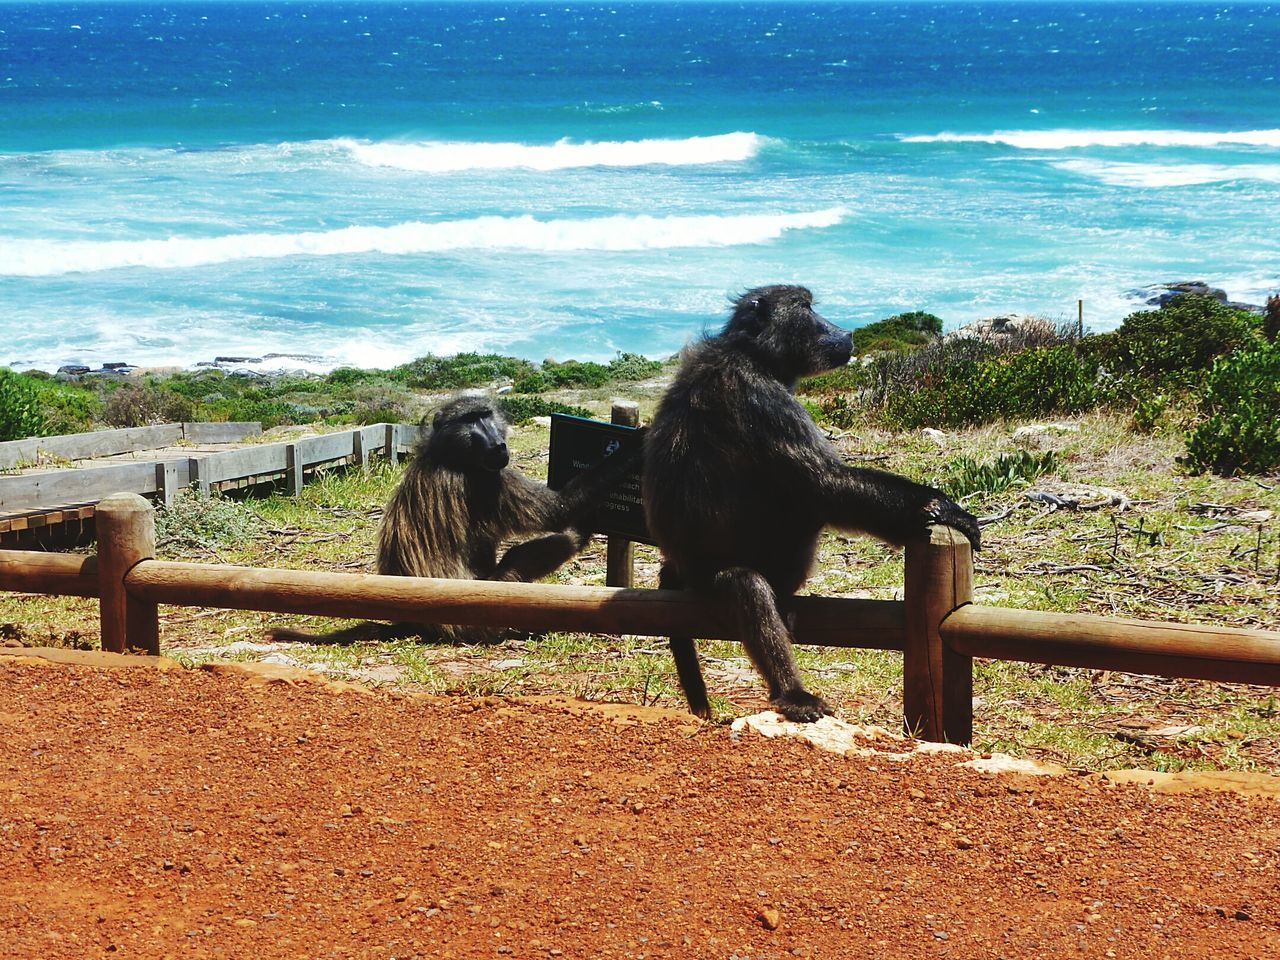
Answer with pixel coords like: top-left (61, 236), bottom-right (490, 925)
top-left (3, 379), bottom-right (1278, 775)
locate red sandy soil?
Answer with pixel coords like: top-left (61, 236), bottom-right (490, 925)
top-left (1, 651), bottom-right (1278, 960)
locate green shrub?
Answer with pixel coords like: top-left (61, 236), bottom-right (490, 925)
top-left (1181, 339), bottom-right (1280, 475)
top-left (1099, 295), bottom-right (1260, 388)
top-left (940, 449), bottom-right (1059, 499)
top-left (0, 369), bottom-right (47, 441)
top-left (498, 395), bottom-right (592, 425)
top-left (877, 343), bottom-right (1098, 429)
top-left (101, 382), bottom-right (195, 427)
top-left (541, 359), bottom-right (611, 389)
top-left (798, 362), bottom-right (871, 398)
top-left (1130, 391), bottom-right (1170, 435)
top-left (326, 366), bottom-right (386, 387)
top-left (29, 378), bottom-right (98, 435)
top-left (390, 353), bottom-right (536, 389)
top-left (195, 397), bottom-right (314, 429)
top-left (155, 490), bottom-right (265, 551)
top-left (853, 310), bottom-right (942, 355)
top-left (607, 352), bottom-right (665, 381)
top-left (513, 371), bottom-right (551, 394)
top-left (813, 393), bottom-right (862, 430)
top-left (346, 384), bottom-right (425, 425)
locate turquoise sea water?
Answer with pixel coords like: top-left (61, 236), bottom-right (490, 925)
top-left (1, 2), bottom-right (1278, 371)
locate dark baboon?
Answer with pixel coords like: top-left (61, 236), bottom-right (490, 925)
top-left (269, 394), bottom-right (639, 645)
top-left (643, 285), bottom-right (980, 723)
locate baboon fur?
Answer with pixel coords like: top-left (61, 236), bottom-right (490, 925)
top-left (643, 285), bottom-right (981, 723)
top-left (269, 394), bottom-right (638, 645)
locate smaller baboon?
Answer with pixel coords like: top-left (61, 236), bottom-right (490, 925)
top-left (268, 394), bottom-right (640, 644)
top-left (643, 285), bottom-right (981, 723)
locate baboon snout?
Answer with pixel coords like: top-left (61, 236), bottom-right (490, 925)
top-left (484, 441), bottom-right (510, 471)
top-left (812, 327), bottom-right (853, 373)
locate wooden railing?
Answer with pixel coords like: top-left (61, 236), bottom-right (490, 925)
top-left (0, 422), bottom-right (419, 513)
top-left (4, 493), bottom-right (1280, 744)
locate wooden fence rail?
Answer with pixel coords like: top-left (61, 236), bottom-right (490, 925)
top-left (0, 422), bottom-right (262, 471)
top-left (0, 422), bottom-right (419, 513)
top-left (5, 493), bottom-right (1280, 745)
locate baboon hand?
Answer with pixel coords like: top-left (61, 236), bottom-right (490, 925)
top-left (923, 496), bottom-right (982, 551)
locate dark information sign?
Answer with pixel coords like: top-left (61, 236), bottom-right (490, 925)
top-left (547, 413), bottom-right (651, 544)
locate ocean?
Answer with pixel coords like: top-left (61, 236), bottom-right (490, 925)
top-left (1, 1), bottom-right (1278, 373)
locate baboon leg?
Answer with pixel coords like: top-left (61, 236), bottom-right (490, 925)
top-left (660, 563), bottom-right (711, 720)
top-left (713, 567), bottom-right (832, 723)
top-left (491, 528), bottom-right (592, 583)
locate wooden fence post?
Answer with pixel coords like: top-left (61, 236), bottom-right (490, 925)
top-left (606, 400), bottom-right (640, 588)
top-left (97, 493), bottom-right (159, 656)
top-left (903, 525), bottom-right (974, 744)
top-left (155, 461), bottom-right (182, 507)
top-left (285, 443), bottom-right (304, 496)
top-left (352, 428), bottom-right (368, 470)
top-left (384, 423), bottom-right (399, 464)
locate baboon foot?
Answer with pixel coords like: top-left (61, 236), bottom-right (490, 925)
top-left (771, 689), bottom-right (833, 724)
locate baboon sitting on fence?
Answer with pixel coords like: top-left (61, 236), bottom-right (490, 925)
top-left (643, 285), bottom-right (981, 722)
top-left (268, 394), bottom-right (639, 644)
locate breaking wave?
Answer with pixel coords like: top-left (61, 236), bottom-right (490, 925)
top-left (334, 132), bottom-right (767, 172)
top-left (1053, 158), bottom-right (1280, 188)
top-left (0, 207), bottom-right (848, 276)
top-left (900, 129), bottom-right (1280, 150)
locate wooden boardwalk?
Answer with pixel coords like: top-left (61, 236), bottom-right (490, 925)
top-left (0, 421), bottom-right (417, 544)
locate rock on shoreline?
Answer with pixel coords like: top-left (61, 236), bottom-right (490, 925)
top-left (55, 353), bottom-right (331, 382)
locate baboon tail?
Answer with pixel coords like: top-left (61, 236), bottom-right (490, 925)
top-left (659, 562), bottom-right (710, 719)
top-left (265, 622), bottom-right (413, 645)
top-left (669, 636), bottom-right (711, 719)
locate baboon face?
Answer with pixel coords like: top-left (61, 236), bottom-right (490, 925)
top-left (725, 285), bottom-right (853, 380)
top-left (430, 397), bottom-right (510, 472)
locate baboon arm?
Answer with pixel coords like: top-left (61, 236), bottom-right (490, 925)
top-left (498, 441), bottom-right (642, 535)
top-left (491, 529), bottom-right (591, 582)
top-left (820, 464), bottom-right (981, 550)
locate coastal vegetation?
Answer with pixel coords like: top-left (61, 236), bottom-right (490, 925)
top-left (2, 292), bottom-right (1278, 774)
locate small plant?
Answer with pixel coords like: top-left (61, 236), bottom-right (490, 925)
top-left (940, 449), bottom-right (1059, 499)
top-left (497, 395), bottom-right (592, 425)
top-left (1181, 339), bottom-right (1280, 476)
top-left (798, 362), bottom-right (870, 398)
top-left (852, 310), bottom-right (942, 355)
top-left (0, 369), bottom-right (47, 441)
top-left (155, 490), bottom-right (266, 552)
top-left (541, 359), bottom-right (611, 389)
top-left (512, 371), bottom-right (551, 393)
top-left (813, 393), bottom-right (862, 430)
top-left (607, 352), bottom-right (664, 381)
top-left (1130, 391), bottom-right (1170, 434)
top-left (101, 382), bottom-right (195, 427)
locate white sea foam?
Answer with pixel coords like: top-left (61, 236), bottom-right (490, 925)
top-left (334, 132), bottom-right (766, 172)
top-left (1052, 158), bottom-right (1280, 188)
top-left (900, 129), bottom-right (1280, 150)
top-left (0, 208), bottom-right (848, 277)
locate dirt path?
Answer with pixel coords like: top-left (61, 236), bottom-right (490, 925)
top-left (2, 652), bottom-right (1277, 960)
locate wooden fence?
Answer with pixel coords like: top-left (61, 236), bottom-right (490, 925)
top-left (0, 422), bottom-right (419, 516)
top-left (0, 422), bottom-right (263, 471)
top-left (4, 493), bottom-right (1280, 744)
